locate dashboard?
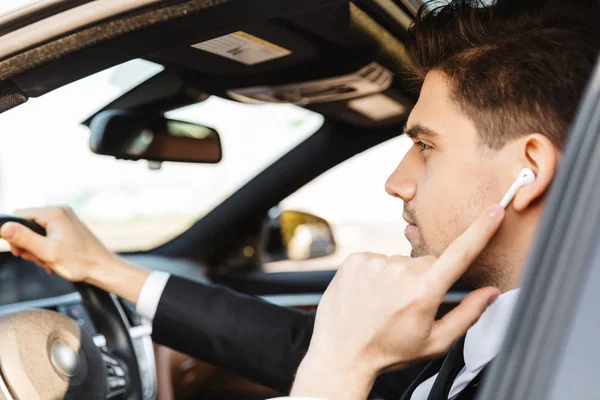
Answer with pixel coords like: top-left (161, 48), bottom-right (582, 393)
top-left (0, 257), bottom-right (74, 305)
top-left (0, 253), bottom-right (210, 400)
top-left (0, 254), bottom-right (210, 306)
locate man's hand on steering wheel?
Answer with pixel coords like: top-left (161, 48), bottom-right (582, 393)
top-left (1, 205), bottom-right (113, 279)
top-left (0, 205), bottom-right (149, 304)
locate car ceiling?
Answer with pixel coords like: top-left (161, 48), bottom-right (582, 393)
top-left (0, 0), bottom-right (419, 129)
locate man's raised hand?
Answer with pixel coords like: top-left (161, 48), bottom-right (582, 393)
top-left (291, 204), bottom-right (505, 400)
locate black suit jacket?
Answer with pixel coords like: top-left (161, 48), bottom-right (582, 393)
top-left (151, 276), bottom-right (485, 399)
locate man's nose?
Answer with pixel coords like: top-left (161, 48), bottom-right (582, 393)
top-left (385, 149), bottom-right (419, 202)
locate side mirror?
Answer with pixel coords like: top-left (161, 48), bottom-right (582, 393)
top-left (89, 110), bottom-right (222, 164)
top-left (264, 210), bottom-right (336, 262)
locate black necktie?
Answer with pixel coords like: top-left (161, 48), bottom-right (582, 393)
top-left (399, 357), bottom-right (446, 400)
top-left (426, 336), bottom-right (466, 400)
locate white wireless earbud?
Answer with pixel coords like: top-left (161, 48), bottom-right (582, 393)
top-left (499, 168), bottom-right (536, 208)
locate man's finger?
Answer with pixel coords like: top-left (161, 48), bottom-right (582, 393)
top-left (0, 222), bottom-right (56, 262)
top-left (429, 204), bottom-right (505, 291)
top-left (427, 287), bottom-right (501, 354)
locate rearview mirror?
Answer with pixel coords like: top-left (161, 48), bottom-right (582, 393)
top-left (89, 110), bottom-right (222, 164)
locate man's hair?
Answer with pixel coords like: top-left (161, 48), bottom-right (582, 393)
top-left (404, 0), bottom-right (600, 149)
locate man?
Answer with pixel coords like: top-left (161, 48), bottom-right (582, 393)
top-left (1, 0), bottom-right (598, 399)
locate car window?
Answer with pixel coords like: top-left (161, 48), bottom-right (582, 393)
top-left (263, 135), bottom-right (413, 273)
top-left (0, 59), bottom-right (323, 252)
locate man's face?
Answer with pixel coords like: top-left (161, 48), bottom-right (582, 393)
top-left (386, 71), bottom-right (508, 286)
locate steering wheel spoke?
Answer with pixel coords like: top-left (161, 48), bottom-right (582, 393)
top-left (102, 350), bottom-right (130, 398)
top-left (76, 283), bottom-right (144, 400)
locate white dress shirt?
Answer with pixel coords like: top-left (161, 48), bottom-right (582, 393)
top-left (136, 271), bottom-right (520, 400)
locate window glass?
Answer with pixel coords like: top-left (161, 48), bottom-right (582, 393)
top-left (0, 59), bottom-right (323, 251)
top-left (263, 135), bottom-right (413, 272)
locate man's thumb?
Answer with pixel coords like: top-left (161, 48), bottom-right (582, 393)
top-left (1, 222), bottom-right (54, 261)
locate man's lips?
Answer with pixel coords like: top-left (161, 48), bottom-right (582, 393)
top-left (402, 214), bottom-right (416, 226)
top-left (403, 214), bottom-right (418, 237)
top-left (404, 224), bottom-right (418, 237)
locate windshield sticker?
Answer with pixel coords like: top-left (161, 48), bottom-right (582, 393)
top-left (192, 31), bottom-right (291, 65)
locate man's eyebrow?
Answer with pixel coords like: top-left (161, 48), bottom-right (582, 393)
top-left (402, 123), bottom-right (441, 138)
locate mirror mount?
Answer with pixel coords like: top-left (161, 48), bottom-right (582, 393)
top-left (148, 161), bottom-right (163, 171)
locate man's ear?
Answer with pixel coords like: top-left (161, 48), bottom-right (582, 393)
top-left (513, 134), bottom-right (560, 211)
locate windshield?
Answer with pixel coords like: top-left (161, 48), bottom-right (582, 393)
top-left (0, 59), bottom-right (323, 251)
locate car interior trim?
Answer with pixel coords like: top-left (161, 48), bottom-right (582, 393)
top-left (260, 291), bottom-right (470, 308)
top-left (398, 0), bottom-right (422, 16)
top-left (371, 0), bottom-right (414, 30)
top-left (349, 3), bottom-right (410, 71)
top-left (0, 0), bottom-right (168, 60)
top-left (0, 0), bottom-right (91, 36)
top-left (0, 0), bottom-right (347, 84)
top-left (0, 291), bottom-right (82, 314)
top-left (93, 325), bottom-right (153, 348)
top-left (260, 293), bottom-right (324, 308)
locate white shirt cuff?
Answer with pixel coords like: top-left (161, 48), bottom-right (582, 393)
top-left (135, 270), bottom-right (171, 323)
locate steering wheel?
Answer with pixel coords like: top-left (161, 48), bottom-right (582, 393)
top-left (0, 215), bottom-right (143, 400)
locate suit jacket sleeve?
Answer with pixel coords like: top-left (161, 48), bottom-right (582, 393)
top-left (150, 275), bottom-right (315, 393)
top-left (150, 275), bottom-right (425, 398)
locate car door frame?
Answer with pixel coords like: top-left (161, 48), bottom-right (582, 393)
top-left (476, 54), bottom-right (600, 399)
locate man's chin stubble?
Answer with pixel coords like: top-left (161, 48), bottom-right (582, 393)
top-left (409, 237), bottom-right (506, 290)
top-left (408, 234), bottom-right (431, 258)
